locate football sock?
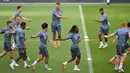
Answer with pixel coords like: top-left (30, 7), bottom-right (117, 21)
top-left (32, 61), bottom-right (37, 66)
top-left (63, 61), bottom-right (68, 65)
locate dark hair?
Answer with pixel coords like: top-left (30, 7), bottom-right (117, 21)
top-left (7, 20), bottom-right (12, 25)
top-left (99, 8), bottom-right (104, 11)
top-left (56, 2), bottom-right (60, 5)
top-left (41, 23), bottom-right (48, 29)
top-left (127, 22), bottom-right (130, 27)
top-left (20, 22), bottom-right (26, 26)
top-left (17, 6), bottom-right (22, 10)
top-left (69, 25), bottom-right (79, 33)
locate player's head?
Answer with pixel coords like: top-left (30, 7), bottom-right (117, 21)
top-left (7, 20), bottom-right (12, 27)
top-left (56, 2), bottom-right (60, 10)
top-left (127, 22), bottom-right (130, 28)
top-left (69, 25), bottom-right (79, 33)
top-left (15, 17), bottom-right (21, 24)
top-left (17, 6), bottom-right (22, 12)
top-left (99, 8), bottom-right (104, 15)
top-left (41, 23), bottom-right (48, 31)
top-left (20, 22), bottom-right (26, 29)
top-left (121, 22), bottom-right (126, 28)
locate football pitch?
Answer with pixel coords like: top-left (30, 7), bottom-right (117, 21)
top-left (0, 3), bottom-right (130, 73)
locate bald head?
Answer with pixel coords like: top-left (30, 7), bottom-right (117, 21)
top-left (15, 17), bottom-right (21, 24)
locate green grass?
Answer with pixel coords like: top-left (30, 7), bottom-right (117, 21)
top-left (0, 3), bottom-right (130, 73)
top-left (0, 4), bottom-right (88, 73)
top-left (83, 4), bottom-right (130, 73)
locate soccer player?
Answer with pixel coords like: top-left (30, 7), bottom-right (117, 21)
top-left (15, 22), bottom-right (30, 68)
top-left (31, 23), bottom-right (52, 71)
top-left (12, 17), bottom-right (30, 61)
top-left (10, 5), bottom-right (32, 22)
top-left (104, 23), bottom-right (129, 73)
top-left (94, 8), bottom-right (110, 48)
top-left (12, 17), bottom-right (21, 50)
top-left (0, 20), bottom-right (19, 70)
top-left (57, 25), bottom-right (82, 71)
top-left (11, 6), bottom-right (31, 50)
top-left (51, 2), bottom-right (68, 48)
top-left (109, 22), bottom-right (130, 64)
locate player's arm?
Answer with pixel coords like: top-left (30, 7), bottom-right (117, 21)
top-left (55, 14), bottom-right (68, 19)
top-left (8, 30), bottom-right (16, 34)
top-left (94, 15), bottom-right (106, 23)
top-left (21, 17), bottom-right (32, 22)
top-left (94, 20), bottom-right (103, 23)
top-left (78, 36), bottom-right (82, 43)
top-left (112, 35), bottom-right (118, 43)
top-left (48, 37), bottom-right (52, 44)
top-left (78, 37), bottom-right (82, 43)
top-left (9, 16), bottom-right (15, 20)
top-left (24, 27), bottom-right (31, 30)
top-left (56, 38), bottom-right (68, 41)
top-left (31, 32), bottom-right (41, 38)
top-left (0, 29), bottom-right (5, 34)
top-left (104, 33), bottom-right (115, 38)
top-left (31, 35), bottom-right (38, 38)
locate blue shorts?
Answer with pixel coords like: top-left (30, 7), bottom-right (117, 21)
top-left (4, 42), bottom-right (12, 52)
top-left (51, 25), bottom-right (61, 36)
top-left (124, 43), bottom-right (130, 50)
top-left (39, 47), bottom-right (48, 57)
top-left (18, 48), bottom-right (26, 55)
top-left (99, 27), bottom-right (109, 35)
top-left (116, 44), bottom-right (126, 56)
top-left (71, 47), bottom-right (81, 57)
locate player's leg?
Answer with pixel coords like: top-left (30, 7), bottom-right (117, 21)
top-left (52, 25), bottom-right (57, 48)
top-left (114, 45), bottom-right (121, 71)
top-left (103, 28), bottom-right (109, 48)
top-left (43, 47), bottom-right (52, 70)
top-left (118, 53), bottom-right (126, 73)
top-left (0, 42), bottom-right (9, 58)
top-left (44, 56), bottom-right (52, 70)
top-left (62, 56), bottom-right (76, 70)
top-left (74, 48), bottom-right (81, 71)
top-left (15, 48), bottom-right (23, 62)
top-left (5, 42), bottom-right (19, 70)
top-left (57, 25), bottom-right (61, 47)
top-left (115, 56), bottom-right (120, 71)
top-left (74, 56), bottom-right (81, 71)
top-left (118, 47), bottom-right (126, 73)
top-left (31, 48), bottom-right (45, 71)
top-left (98, 27), bottom-right (104, 48)
top-left (0, 50), bottom-right (7, 58)
top-left (24, 45), bottom-right (30, 61)
top-left (62, 48), bottom-right (76, 70)
top-left (109, 55), bottom-right (117, 64)
top-left (9, 51), bottom-right (19, 70)
top-left (31, 54), bottom-right (44, 71)
top-left (15, 55), bottom-right (22, 62)
top-left (126, 44), bottom-right (130, 55)
top-left (22, 49), bottom-right (30, 68)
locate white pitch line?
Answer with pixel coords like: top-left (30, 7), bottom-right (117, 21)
top-left (79, 5), bottom-right (94, 73)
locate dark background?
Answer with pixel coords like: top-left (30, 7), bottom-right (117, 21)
top-left (0, 0), bottom-right (130, 3)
